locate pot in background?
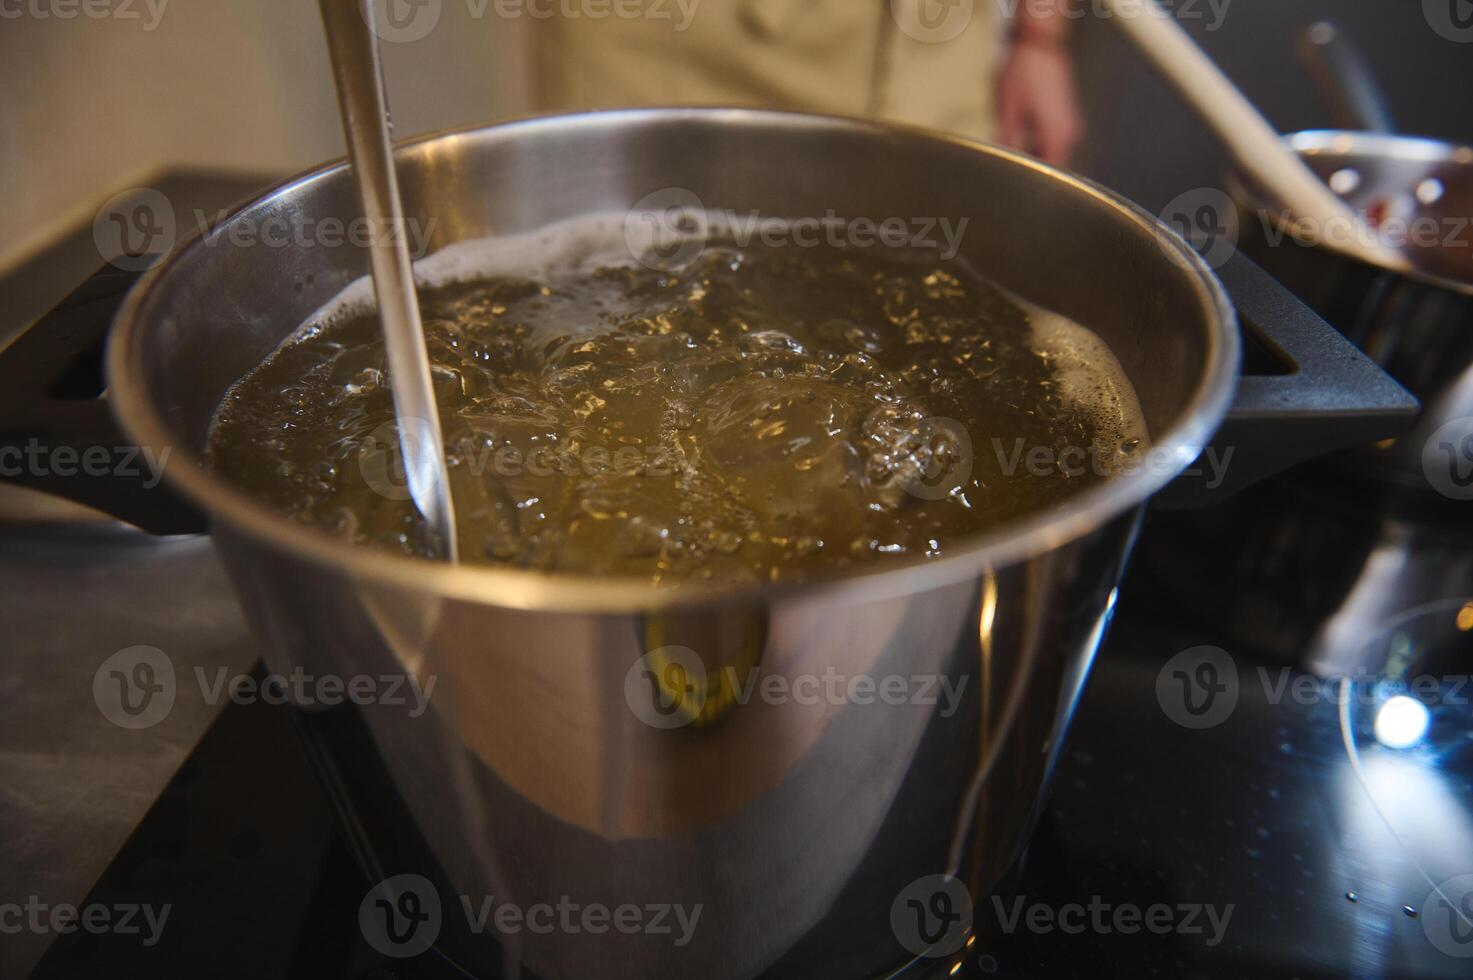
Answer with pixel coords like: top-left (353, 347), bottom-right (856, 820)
top-left (1142, 131), bottom-right (1473, 674)
top-left (1231, 129), bottom-right (1473, 492)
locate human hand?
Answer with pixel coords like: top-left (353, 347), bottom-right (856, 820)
top-left (997, 39), bottom-right (1084, 166)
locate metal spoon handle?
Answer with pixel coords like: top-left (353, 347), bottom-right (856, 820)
top-left (1297, 21), bottom-right (1395, 134)
top-left (319, 0), bottom-right (458, 561)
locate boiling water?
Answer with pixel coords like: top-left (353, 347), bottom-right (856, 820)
top-left (207, 218), bottom-right (1149, 585)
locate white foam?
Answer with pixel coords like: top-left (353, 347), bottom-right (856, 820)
top-left (1014, 292), bottom-right (1151, 458)
top-left (308, 211), bottom-right (638, 327)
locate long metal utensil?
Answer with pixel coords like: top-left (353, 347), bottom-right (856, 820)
top-left (1297, 21), bottom-right (1395, 134)
top-left (318, 0), bottom-right (458, 561)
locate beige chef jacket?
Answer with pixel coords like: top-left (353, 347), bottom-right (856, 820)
top-left (528, 0), bottom-right (1004, 142)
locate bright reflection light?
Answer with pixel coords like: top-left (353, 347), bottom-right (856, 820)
top-left (1374, 695), bottom-right (1431, 749)
top-left (1416, 178), bottom-right (1445, 205)
top-left (1329, 168), bottom-right (1361, 195)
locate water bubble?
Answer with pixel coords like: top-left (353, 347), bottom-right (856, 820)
top-left (208, 220), bottom-right (1149, 584)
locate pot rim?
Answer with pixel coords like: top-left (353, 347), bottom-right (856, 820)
top-left (1230, 128), bottom-right (1473, 297)
top-left (108, 107), bottom-right (1239, 613)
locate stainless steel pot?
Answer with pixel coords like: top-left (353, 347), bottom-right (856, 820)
top-left (7, 110), bottom-right (1416, 978)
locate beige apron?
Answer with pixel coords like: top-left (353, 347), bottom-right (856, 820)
top-left (529, 0), bottom-right (1002, 142)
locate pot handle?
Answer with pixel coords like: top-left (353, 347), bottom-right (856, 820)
top-left (1157, 251), bottom-right (1418, 508)
top-left (0, 262), bottom-right (208, 534)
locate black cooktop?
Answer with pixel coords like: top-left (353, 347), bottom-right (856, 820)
top-left (29, 543), bottom-right (1469, 980)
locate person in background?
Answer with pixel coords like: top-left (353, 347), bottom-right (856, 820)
top-left (529, 0), bottom-right (1083, 166)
